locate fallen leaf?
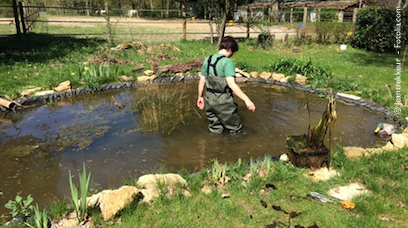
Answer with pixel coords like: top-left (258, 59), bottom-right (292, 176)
top-left (266, 183), bottom-right (277, 190)
top-left (260, 200), bottom-right (268, 208)
top-left (272, 205), bottom-right (287, 214)
top-left (289, 211), bottom-right (302, 218)
top-left (221, 193), bottom-right (230, 198)
top-left (308, 223), bottom-right (319, 228)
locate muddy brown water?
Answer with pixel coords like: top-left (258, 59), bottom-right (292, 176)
top-left (0, 81), bottom-right (387, 217)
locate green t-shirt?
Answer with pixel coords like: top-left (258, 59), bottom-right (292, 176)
top-left (201, 53), bottom-right (235, 77)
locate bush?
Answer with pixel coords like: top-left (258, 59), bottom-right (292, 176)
top-left (314, 22), bottom-right (354, 44)
top-left (352, 7), bottom-right (408, 52)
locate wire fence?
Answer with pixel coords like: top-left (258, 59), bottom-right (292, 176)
top-left (0, 3), bottom-right (356, 42)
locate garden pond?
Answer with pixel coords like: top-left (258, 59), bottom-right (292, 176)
top-left (0, 81), bottom-right (388, 216)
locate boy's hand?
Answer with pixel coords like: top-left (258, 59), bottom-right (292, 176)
top-left (245, 99), bottom-right (256, 112)
top-left (197, 97), bottom-right (204, 110)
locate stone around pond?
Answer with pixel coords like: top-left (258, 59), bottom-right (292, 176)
top-left (328, 182), bottom-right (371, 201)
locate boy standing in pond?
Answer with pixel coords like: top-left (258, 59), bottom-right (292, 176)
top-left (197, 36), bottom-right (256, 134)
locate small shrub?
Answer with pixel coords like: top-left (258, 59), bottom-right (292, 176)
top-left (4, 195), bottom-right (34, 222)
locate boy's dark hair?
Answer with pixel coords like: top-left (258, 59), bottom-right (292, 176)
top-left (219, 36), bottom-right (239, 53)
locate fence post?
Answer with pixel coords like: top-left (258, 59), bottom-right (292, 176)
top-left (18, 2), bottom-right (27, 33)
top-left (303, 7), bottom-right (307, 26)
top-left (338, 11), bottom-right (344, 22)
top-left (12, 0), bottom-right (22, 40)
top-left (182, 4), bottom-right (186, 41)
top-left (246, 7), bottom-right (250, 38)
top-left (352, 8), bottom-right (358, 23)
top-left (290, 8), bottom-right (293, 23)
top-left (105, 2), bottom-right (112, 43)
top-left (317, 8), bottom-right (321, 22)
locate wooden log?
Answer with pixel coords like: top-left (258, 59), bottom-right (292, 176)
top-left (0, 97), bottom-right (16, 110)
top-left (155, 59), bottom-right (204, 74)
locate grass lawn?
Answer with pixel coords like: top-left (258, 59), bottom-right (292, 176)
top-left (1, 29), bottom-right (408, 227)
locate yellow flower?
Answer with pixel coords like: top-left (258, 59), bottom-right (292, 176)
top-left (346, 31), bottom-right (353, 36)
top-left (71, 72), bottom-right (75, 76)
top-left (84, 67), bottom-right (89, 71)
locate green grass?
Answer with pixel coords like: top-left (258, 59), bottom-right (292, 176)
top-left (65, 149), bottom-right (408, 228)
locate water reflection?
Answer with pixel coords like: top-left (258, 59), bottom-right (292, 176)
top-left (0, 81), bottom-right (386, 216)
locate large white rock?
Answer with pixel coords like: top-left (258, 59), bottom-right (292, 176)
top-left (391, 133), bottom-right (408, 148)
top-left (87, 186), bottom-right (141, 220)
top-left (382, 141), bottom-right (398, 151)
top-left (328, 182), bottom-right (371, 201)
top-left (137, 173), bottom-right (187, 189)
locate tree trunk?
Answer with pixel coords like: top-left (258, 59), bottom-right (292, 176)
top-left (150, 0), bottom-right (153, 15)
top-left (217, 0), bottom-right (230, 46)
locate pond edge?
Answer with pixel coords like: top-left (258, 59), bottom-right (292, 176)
top-left (0, 76), bottom-right (394, 119)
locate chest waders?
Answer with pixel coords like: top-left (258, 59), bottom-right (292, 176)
top-left (205, 55), bottom-right (242, 134)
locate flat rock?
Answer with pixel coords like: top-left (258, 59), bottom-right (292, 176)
top-left (295, 74), bottom-right (307, 85)
top-left (382, 141), bottom-right (398, 151)
top-left (144, 70), bottom-right (154, 76)
top-left (337, 93), bottom-right (361, 101)
top-left (87, 186), bottom-right (141, 220)
top-left (343, 146), bottom-right (366, 158)
top-left (328, 182), bottom-right (371, 201)
top-left (272, 73), bottom-right (285, 81)
top-left (250, 71), bottom-right (259, 78)
top-left (137, 173), bottom-right (187, 189)
top-left (259, 71), bottom-right (271, 80)
top-left (34, 90), bottom-right (54, 96)
top-left (307, 167), bottom-right (339, 182)
top-left (391, 133), bottom-right (408, 148)
top-left (137, 75), bottom-right (157, 82)
top-left (54, 80), bottom-right (71, 92)
top-left (121, 75), bottom-right (133, 81)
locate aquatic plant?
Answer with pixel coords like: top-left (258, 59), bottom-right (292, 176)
top-left (4, 194), bottom-right (34, 222)
top-left (131, 84), bottom-right (194, 134)
top-left (33, 204), bottom-right (51, 228)
top-left (286, 90), bottom-right (337, 168)
top-left (68, 163), bottom-right (91, 224)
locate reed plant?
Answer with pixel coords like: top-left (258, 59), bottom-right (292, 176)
top-left (131, 84), bottom-right (194, 134)
top-left (68, 163), bottom-right (91, 224)
top-left (33, 204), bottom-right (51, 228)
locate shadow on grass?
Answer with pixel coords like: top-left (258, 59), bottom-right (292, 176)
top-left (345, 49), bottom-right (397, 68)
top-left (0, 33), bottom-right (106, 65)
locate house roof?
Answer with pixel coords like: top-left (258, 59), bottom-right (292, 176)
top-left (279, 1), bottom-right (360, 9)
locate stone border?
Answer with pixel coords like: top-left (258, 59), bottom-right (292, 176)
top-left (0, 76), bottom-right (393, 118)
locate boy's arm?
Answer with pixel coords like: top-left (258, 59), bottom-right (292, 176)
top-left (197, 74), bottom-right (206, 110)
top-left (226, 77), bottom-right (256, 112)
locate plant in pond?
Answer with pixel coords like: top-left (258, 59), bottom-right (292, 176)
top-left (4, 194), bottom-right (34, 222)
top-left (33, 204), bottom-right (52, 228)
top-left (131, 84), bottom-right (194, 134)
top-left (56, 119), bottom-right (110, 151)
top-left (285, 90), bottom-right (337, 169)
top-left (79, 63), bottom-right (118, 89)
top-left (68, 163), bottom-right (91, 224)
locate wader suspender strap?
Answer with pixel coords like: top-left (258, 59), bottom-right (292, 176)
top-left (206, 55), bottom-right (232, 94)
top-left (206, 55), bottom-right (226, 77)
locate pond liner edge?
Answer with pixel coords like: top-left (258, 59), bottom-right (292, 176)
top-left (0, 76), bottom-right (395, 120)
